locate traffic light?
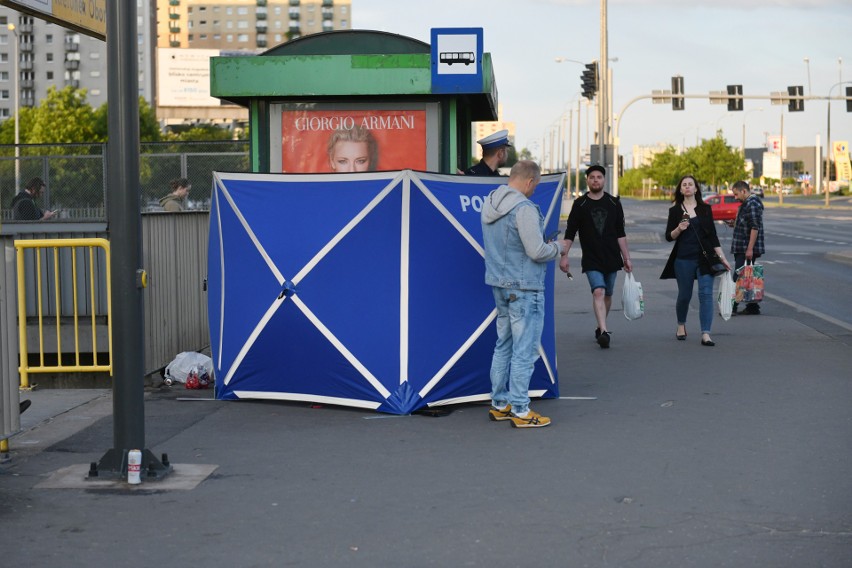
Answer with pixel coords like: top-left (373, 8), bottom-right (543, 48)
top-left (671, 76), bottom-right (684, 111)
top-left (787, 85), bottom-right (804, 112)
top-left (581, 62), bottom-right (598, 100)
top-left (727, 84), bottom-right (743, 111)
top-left (846, 86), bottom-right (852, 112)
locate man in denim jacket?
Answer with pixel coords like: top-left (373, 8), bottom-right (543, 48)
top-left (481, 160), bottom-right (568, 428)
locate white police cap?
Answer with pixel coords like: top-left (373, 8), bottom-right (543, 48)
top-left (476, 129), bottom-right (512, 150)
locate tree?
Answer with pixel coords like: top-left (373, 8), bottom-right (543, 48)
top-left (165, 123), bottom-right (233, 142)
top-left (646, 146), bottom-right (689, 188)
top-left (0, 105), bottom-right (35, 144)
top-left (504, 145), bottom-right (518, 168)
top-left (619, 166), bottom-right (649, 193)
top-left (28, 86), bottom-right (98, 144)
top-left (684, 133), bottom-right (745, 191)
top-left (93, 96), bottom-right (162, 142)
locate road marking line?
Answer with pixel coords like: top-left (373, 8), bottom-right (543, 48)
top-left (765, 292), bottom-right (852, 333)
top-left (770, 232), bottom-right (849, 245)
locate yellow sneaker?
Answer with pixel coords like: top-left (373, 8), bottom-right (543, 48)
top-left (509, 409), bottom-right (551, 428)
top-left (488, 404), bottom-right (513, 421)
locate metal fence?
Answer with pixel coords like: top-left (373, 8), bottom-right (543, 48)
top-left (0, 141), bottom-right (249, 222)
top-left (7, 212), bottom-right (210, 378)
top-left (14, 238), bottom-right (113, 389)
top-left (1, 237), bottom-right (19, 447)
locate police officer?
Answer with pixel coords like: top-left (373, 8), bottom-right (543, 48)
top-left (465, 129), bottom-right (512, 176)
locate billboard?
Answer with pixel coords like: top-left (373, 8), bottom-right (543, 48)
top-left (158, 48), bottom-right (240, 108)
top-left (762, 152), bottom-right (782, 180)
top-left (281, 109), bottom-right (428, 173)
top-left (767, 135), bottom-right (787, 159)
top-left (833, 140), bottom-right (851, 182)
top-left (0, 0), bottom-right (106, 39)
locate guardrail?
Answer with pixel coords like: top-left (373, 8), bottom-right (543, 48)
top-left (14, 238), bottom-right (113, 389)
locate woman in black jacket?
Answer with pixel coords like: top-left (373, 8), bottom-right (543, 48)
top-left (660, 175), bottom-right (730, 346)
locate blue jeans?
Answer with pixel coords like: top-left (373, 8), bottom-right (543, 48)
top-left (585, 270), bottom-right (617, 296)
top-left (674, 257), bottom-right (714, 334)
top-left (489, 287), bottom-right (545, 416)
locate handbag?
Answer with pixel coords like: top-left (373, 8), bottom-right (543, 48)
top-left (687, 212), bottom-right (727, 277)
top-left (735, 261), bottom-right (764, 303)
top-left (622, 272), bottom-right (644, 320)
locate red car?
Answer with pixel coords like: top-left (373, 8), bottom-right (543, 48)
top-left (704, 193), bottom-right (740, 221)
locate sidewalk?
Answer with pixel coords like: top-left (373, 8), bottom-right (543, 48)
top-left (2, 248), bottom-right (851, 567)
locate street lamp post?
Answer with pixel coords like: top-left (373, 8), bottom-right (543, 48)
top-left (803, 57), bottom-right (812, 95)
top-left (576, 98), bottom-right (583, 197)
top-left (554, 57), bottom-right (584, 66)
top-left (825, 80), bottom-right (852, 205)
top-left (742, 107), bottom-right (764, 156)
top-left (7, 23), bottom-right (19, 191)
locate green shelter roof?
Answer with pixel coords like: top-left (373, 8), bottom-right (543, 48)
top-left (209, 29), bottom-right (497, 121)
top-left (262, 29), bottom-right (430, 56)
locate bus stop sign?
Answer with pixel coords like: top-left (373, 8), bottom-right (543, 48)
top-left (430, 28), bottom-right (483, 94)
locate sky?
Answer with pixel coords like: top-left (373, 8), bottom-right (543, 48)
top-left (354, 0), bottom-right (852, 168)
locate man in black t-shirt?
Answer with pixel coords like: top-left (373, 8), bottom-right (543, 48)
top-left (559, 165), bottom-right (633, 348)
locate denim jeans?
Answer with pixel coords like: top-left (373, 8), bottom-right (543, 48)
top-left (585, 270), bottom-right (618, 296)
top-left (674, 257), bottom-right (714, 333)
top-left (489, 287), bottom-right (545, 416)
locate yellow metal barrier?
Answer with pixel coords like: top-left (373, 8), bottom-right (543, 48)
top-left (15, 238), bottom-right (113, 389)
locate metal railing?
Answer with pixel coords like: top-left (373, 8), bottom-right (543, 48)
top-left (15, 238), bottom-right (112, 388)
top-left (0, 141), bottom-right (249, 223)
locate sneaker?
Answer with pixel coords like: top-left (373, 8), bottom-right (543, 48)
top-left (597, 331), bottom-right (611, 349)
top-left (742, 304), bottom-right (761, 315)
top-left (594, 327), bottom-right (601, 340)
top-left (509, 409), bottom-right (551, 428)
top-left (488, 404), bottom-right (513, 422)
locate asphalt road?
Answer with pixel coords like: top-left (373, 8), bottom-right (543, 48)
top-left (2, 196), bottom-right (851, 568)
top-left (622, 196), bottom-right (852, 331)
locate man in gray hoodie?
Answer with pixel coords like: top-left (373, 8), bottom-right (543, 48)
top-left (481, 160), bottom-right (568, 428)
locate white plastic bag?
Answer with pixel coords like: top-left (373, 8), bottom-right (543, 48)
top-left (164, 351), bottom-right (214, 385)
top-left (622, 272), bottom-right (644, 320)
top-left (717, 270), bottom-right (735, 321)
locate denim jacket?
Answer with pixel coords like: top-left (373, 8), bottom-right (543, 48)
top-left (481, 184), bottom-right (562, 291)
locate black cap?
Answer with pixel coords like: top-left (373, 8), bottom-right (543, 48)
top-left (586, 164), bottom-right (606, 177)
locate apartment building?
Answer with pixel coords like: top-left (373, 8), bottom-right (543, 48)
top-left (0, 2), bottom-right (158, 119)
top-left (472, 105), bottom-right (515, 161)
top-left (0, 1), bottom-right (351, 127)
top-left (157, 0), bottom-right (351, 51)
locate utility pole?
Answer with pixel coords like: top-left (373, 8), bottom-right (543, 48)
top-left (599, 0), bottom-right (609, 188)
top-left (94, 0), bottom-right (171, 481)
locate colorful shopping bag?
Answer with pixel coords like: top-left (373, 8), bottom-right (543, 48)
top-left (735, 261), bottom-right (764, 303)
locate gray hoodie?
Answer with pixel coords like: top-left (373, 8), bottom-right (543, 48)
top-left (481, 184), bottom-right (563, 290)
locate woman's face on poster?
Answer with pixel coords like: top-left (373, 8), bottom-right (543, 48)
top-left (329, 140), bottom-right (371, 172)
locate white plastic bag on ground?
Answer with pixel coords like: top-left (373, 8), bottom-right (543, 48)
top-left (164, 351), bottom-right (214, 385)
top-left (622, 272), bottom-right (644, 320)
top-left (717, 271), bottom-right (735, 321)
